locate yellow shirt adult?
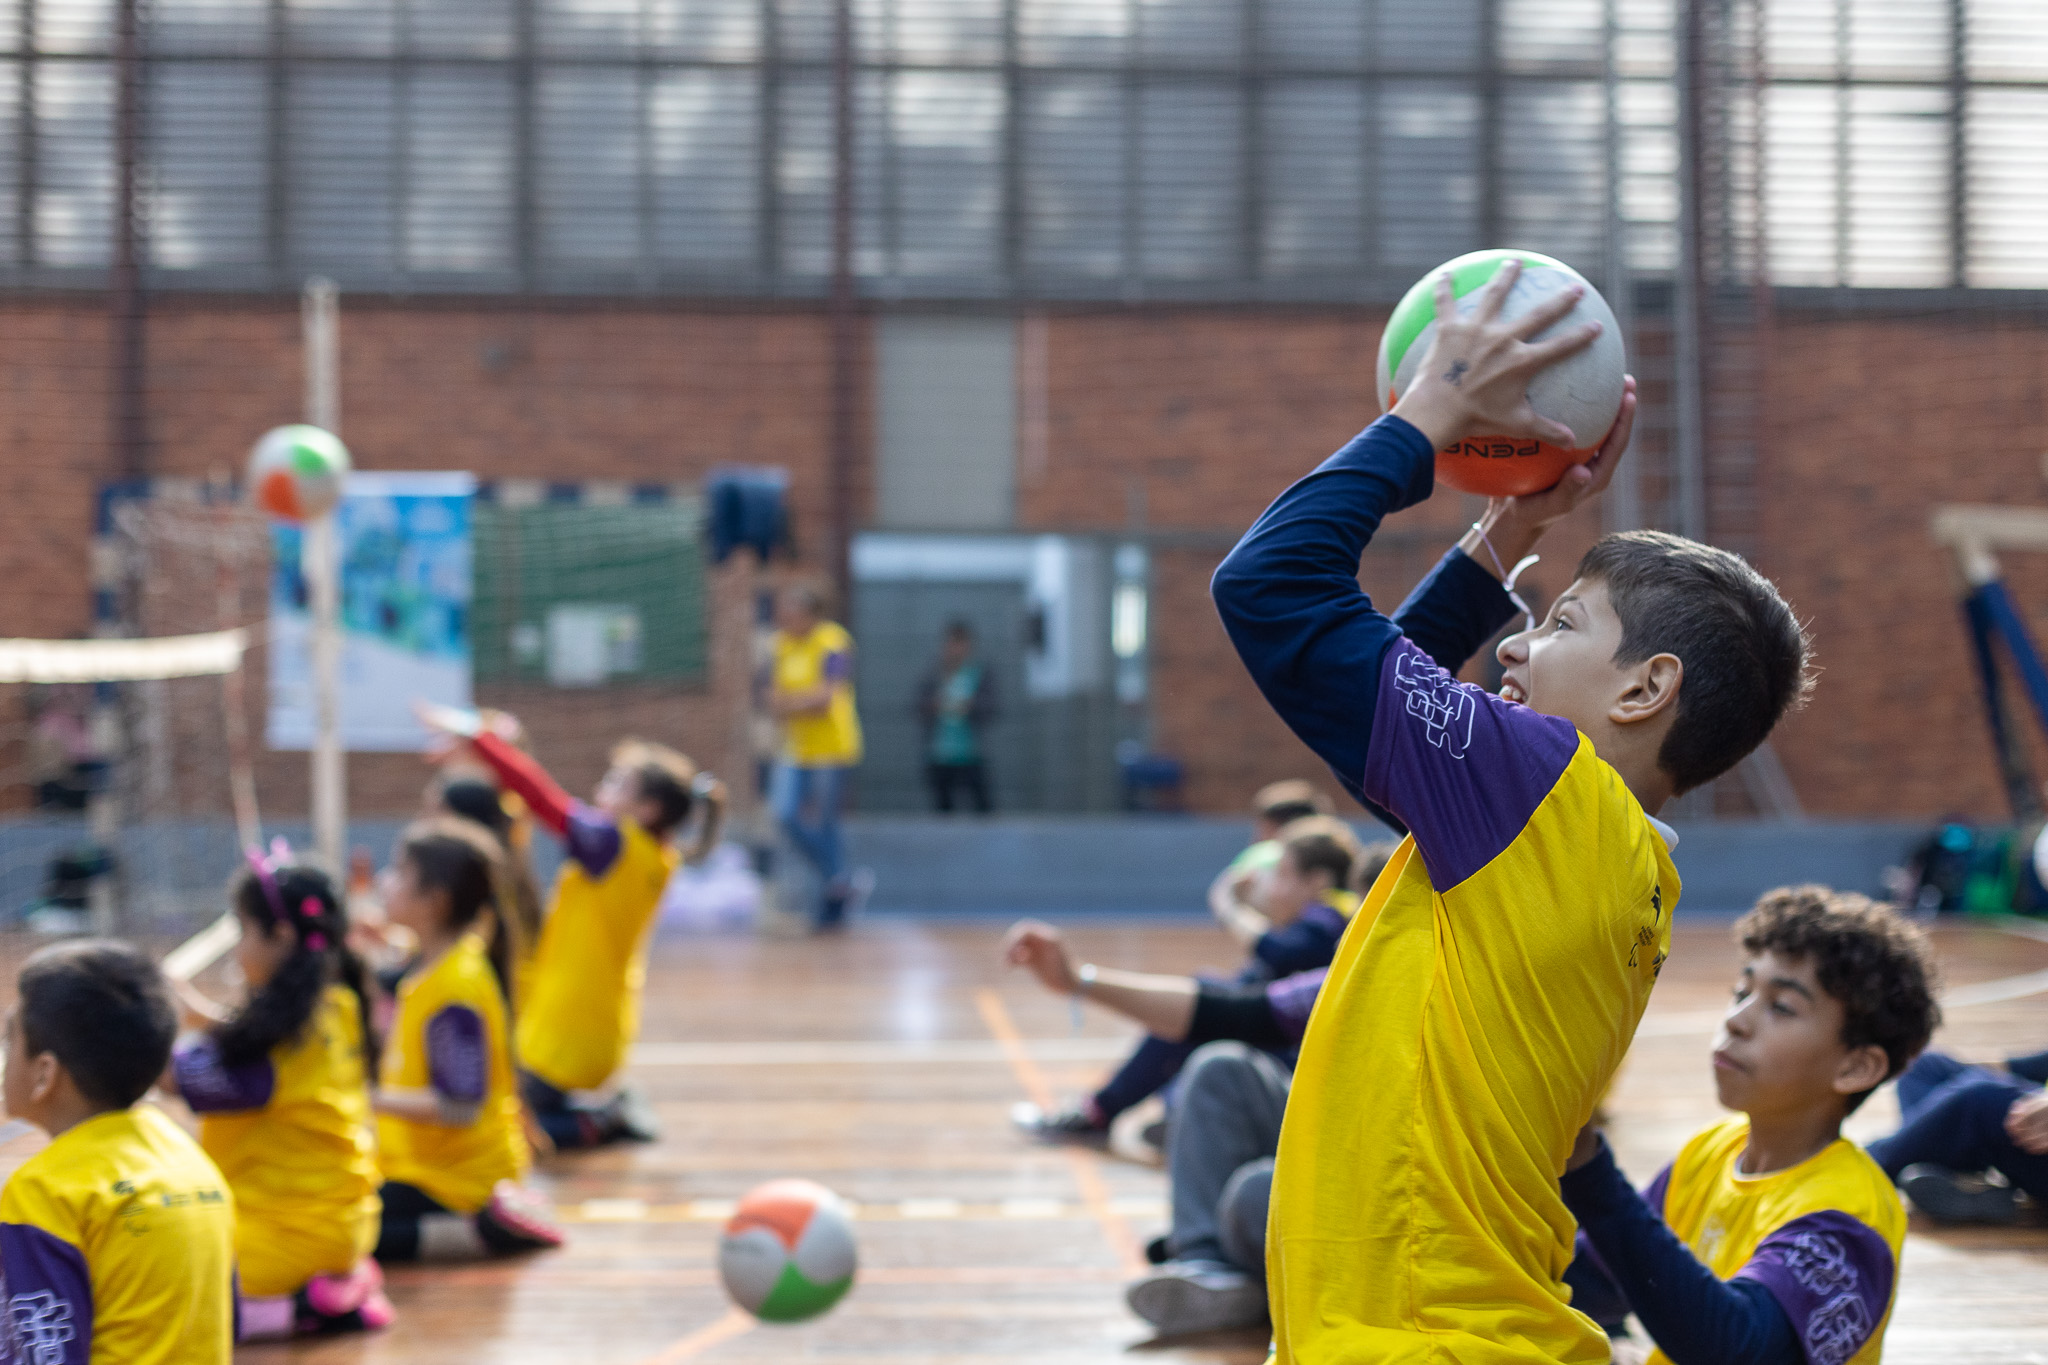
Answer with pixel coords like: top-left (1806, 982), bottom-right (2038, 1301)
top-left (772, 620), bottom-right (863, 766)
top-left (378, 933), bottom-right (528, 1215)
top-left (174, 984), bottom-right (381, 1296)
top-left (0, 1104), bottom-right (236, 1364)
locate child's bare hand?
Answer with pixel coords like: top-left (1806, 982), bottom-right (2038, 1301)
top-left (1391, 258), bottom-right (1604, 452)
top-left (2005, 1089), bottom-right (2048, 1155)
top-left (1001, 920), bottom-right (1080, 995)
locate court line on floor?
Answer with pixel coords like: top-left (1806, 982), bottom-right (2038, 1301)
top-left (1636, 921), bottom-right (2048, 1038)
top-left (560, 1196), bottom-right (1168, 1225)
top-left (635, 1307), bottom-right (754, 1365)
top-left (630, 1038), bottom-right (1130, 1066)
top-left (974, 988), bottom-right (1148, 1279)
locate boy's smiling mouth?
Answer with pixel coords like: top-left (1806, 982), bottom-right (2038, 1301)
top-left (1499, 676), bottom-right (1529, 705)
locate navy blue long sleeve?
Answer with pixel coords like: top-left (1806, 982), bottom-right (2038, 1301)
top-left (1561, 1140), bottom-right (1801, 1365)
top-left (2009, 1049), bottom-right (2048, 1085)
top-left (1212, 415), bottom-right (1515, 805)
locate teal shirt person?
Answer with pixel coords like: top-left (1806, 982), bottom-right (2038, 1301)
top-left (931, 662), bottom-right (985, 766)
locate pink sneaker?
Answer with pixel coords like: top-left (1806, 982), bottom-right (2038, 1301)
top-left (356, 1289), bottom-right (396, 1332)
top-left (302, 1258), bottom-right (383, 1319)
top-left (477, 1180), bottom-right (565, 1251)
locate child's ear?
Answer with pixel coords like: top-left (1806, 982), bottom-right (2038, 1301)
top-left (1610, 653), bottom-right (1683, 729)
top-left (28, 1052), bottom-right (60, 1106)
top-left (1831, 1043), bottom-right (1890, 1100)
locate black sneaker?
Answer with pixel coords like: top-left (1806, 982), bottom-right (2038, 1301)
top-left (1145, 1234), bottom-right (1172, 1265)
top-left (602, 1086), bottom-right (661, 1144)
top-left (1900, 1164), bottom-right (2019, 1225)
top-left (1010, 1100), bottom-right (1109, 1148)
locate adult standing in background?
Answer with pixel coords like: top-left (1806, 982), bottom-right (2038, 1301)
top-left (918, 620), bottom-right (997, 814)
top-left (768, 584), bottom-right (866, 929)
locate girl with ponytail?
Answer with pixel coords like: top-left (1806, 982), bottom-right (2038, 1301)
top-left (372, 817), bottom-right (563, 1262)
top-left (164, 844), bottom-right (390, 1339)
top-left (415, 702), bottom-right (726, 1150)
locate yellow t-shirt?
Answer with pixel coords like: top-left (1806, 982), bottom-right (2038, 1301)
top-left (378, 933), bottom-right (527, 1214)
top-left (175, 984), bottom-right (381, 1297)
top-left (1648, 1116), bottom-right (1905, 1365)
top-left (1268, 637), bottom-right (1677, 1365)
top-left (516, 819), bottom-right (679, 1092)
top-left (0, 1105), bottom-right (236, 1365)
top-left (772, 621), bottom-right (863, 765)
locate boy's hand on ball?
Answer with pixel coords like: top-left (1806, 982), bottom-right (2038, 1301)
top-left (1391, 257), bottom-right (1604, 452)
top-left (1002, 920), bottom-right (1080, 995)
top-left (1495, 377), bottom-right (1636, 530)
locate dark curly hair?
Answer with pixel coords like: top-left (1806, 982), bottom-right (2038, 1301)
top-left (1735, 885), bottom-right (1940, 1112)
top-left (216, 861), bottom-right (379, 1078)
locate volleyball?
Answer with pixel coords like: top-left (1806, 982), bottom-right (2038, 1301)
top-left (717, 1179), bottom-right (857, 1323)
top-left (247, 424), bottom-right (350, 522)
top-left (1377, 248), bottom-right (1626, 498)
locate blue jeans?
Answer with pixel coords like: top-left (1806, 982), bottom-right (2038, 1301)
top-left (770, 762), bottom-right (851, 917)
top-left (1867, 1051), bottom-right (2048, 1204)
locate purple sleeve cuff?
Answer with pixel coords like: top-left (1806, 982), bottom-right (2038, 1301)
top-left (565, 801), bottom-right (624, 878)
top-left (424, 1005), bottom-right (490, 1104)
top-left (1362, 637), bottom-right (1580, 890)
top-left (1264, 968), bottom-right (1329, 1043)
top-left (0, 1223), bottom-right (92, 1362)
top-left (1735, 1211), bottom-right (1896, 1365)
top-left (822, 650), bottom-right (851, 682)
top-left (173, 1036), bottom-right (277, 1113)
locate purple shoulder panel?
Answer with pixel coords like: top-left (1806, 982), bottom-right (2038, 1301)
top-left (424, 1005), bottom-right (490, 1104)
top-left (1734, 1210), bottom-right (1895, 1365)
top-left (0, 1221), bottom-right (92, 1363)
top-left (1361, 638), bottom-right (1580, 890)
top-left (565, 802), bottom-right (624, 879)
top-left (1264, 968), bottom-right (1329, 1043)
top-left (172, 1036), bottom-right (277, 1113)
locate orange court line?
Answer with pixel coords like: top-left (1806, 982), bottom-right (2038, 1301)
top-left (973, 988), bottom-right (1149, 1278)
top-left (635, 1307), bottom-right (755, 1365)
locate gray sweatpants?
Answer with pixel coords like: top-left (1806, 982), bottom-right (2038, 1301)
top-left (1165, 1040), bottom-right (1291, 1277)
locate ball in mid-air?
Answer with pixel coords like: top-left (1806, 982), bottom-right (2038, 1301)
top-left (717, 1179), bottom-right (857, 1323)
top-left (248, 424), bottom-right (350, 522)
top-left (1377, 249), bottom-right (1626, 498)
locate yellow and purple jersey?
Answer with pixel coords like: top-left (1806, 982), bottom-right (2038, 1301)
top-left (772, 620), bottom-right (863, 766)
top-left (1213, 414), bottom-right (1679, 1363)
top-left (174, 984), bottom-right (380, 1296)
top-left (1647, 1117), bottom-right (1904, 1365)
top-left (379, 932), bottom-right (527, 1214)
top-left (0, 1105), bottom-right (236, 1364)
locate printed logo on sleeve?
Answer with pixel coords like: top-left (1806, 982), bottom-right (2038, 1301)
top-left (1392, 652), bottom-right (1475, 759)
top-left (1784, 1230), bottom-right (1873, 1365)
top-left (6, 1290), bottom-right (76, 1364)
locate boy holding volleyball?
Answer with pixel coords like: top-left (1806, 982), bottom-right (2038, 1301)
top-left (1211, 259), bottom-right (1810, 1361)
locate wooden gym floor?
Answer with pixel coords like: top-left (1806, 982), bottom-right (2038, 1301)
top-left (2, 916), bottom-right (2046, 1362)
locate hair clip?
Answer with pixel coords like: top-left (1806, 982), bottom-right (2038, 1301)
top-left (690, 772), bottom-right (721, 798)
top-left (243, 843), bottom-right (287, 920)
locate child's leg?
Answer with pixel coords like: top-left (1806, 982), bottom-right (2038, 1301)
top-left (1092, 1034), bottom-right (1200, 1125)
top-left (375, 1181), bottom-right (455, 1262)
top-left (1216, 1157), bottom-right (1275, 1280)
top-left (1893, 1050), bottom-right (1975, 1119)
top-left (771, 764), bottom-right (833, 873)
top-left (1868, 1071), bottom-right (2048, 1201)
top-left (376, 1180), bottom-right (562, 1261)
top-left (1164, 1042), bottom-right (1290, 1266)
top-left (519, 1070), bottom-right (652, 1148)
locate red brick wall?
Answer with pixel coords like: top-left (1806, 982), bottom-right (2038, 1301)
top-left (4, 293), bottom-right (2041, 821)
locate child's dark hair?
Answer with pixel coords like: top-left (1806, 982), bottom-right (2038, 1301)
top-left (1577, 531), bottom-right (1812, 794)
top-left (399, 817), bottom-right (521, 1005)
top-left (436, 777), bottom-right (545, 956)
top-left (1736, 886), bottom-right (1941, 1113)
top-left (1350, 840), bottom-right (1399, 897)
top-left (1253, 779), bottom-right (1332, 830)
top-left (610, 738), bottom-right (727, 859)
top-left (17, 940), bottom-right (176, 1110)
top-left (219, 857), bottom-right (379, 1077)
top-left (1276, 816), bottom-right (1363, 889)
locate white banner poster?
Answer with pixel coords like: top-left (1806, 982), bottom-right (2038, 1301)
top-left (268, 472), bottom-right (475, 752)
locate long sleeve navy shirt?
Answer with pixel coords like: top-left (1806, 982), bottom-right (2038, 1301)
top-left (1211, 415), bottom-right (1518, 813)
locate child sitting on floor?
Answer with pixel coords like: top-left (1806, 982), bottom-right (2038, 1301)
top-left (417, 702), bottom-right (725, 1150)
top-left (374, 818), bottom-right (563, 1261)
top-left (1206, 780), bottom-right (1333, 910)
top-left (1013, 819), bottom-right (1376, 1148)
top-left (165, 846), bottom-right (390, 1338)
top-left (1865, 1043), bottom-right (2048, 1225)
top-left (1563, 887), bottom-right (1939, 1365)
top-left (1, 940), bottom-right (237, 1362)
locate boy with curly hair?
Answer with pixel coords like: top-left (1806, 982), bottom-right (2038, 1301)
top-left (1563, 887), bottom-right (1939, 1365)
